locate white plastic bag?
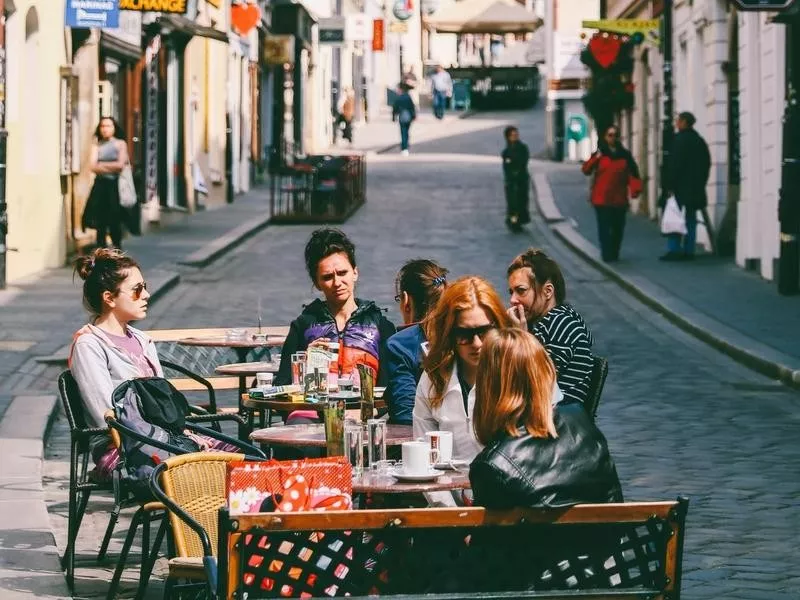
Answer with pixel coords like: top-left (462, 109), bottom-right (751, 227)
top-left (118, 164), bottom-right (138, 208)
top-left (660, 196), bottom-right (687, 236)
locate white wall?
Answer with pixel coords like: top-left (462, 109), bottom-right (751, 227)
top-left (736, 12), bottom-right (784, 280)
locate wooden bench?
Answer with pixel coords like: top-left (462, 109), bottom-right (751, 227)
top-left (216, 499), bottom-right (689, 599)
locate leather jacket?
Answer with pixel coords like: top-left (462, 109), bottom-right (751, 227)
top-left (469, 401), bottom-right (623, 509)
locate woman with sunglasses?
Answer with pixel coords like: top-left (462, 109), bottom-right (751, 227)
top-left (581, 124), bottom-right (642, 263)
top-left (69, 248), bottom-right (233, 481)
top-left (413, 276), bottom-right (512, 470)
top-left (385, 259), bottom-right (448, 425)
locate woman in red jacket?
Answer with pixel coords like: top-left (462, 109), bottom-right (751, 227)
top-left (581, 125), bottom-right (642, 263)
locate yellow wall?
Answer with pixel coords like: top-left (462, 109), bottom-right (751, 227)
top-left (4, 0), bottom-right (70, 282)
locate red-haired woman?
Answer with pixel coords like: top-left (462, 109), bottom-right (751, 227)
top-left (470, 328), bottom-right (622, 509)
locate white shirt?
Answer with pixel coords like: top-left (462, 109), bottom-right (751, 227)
top-left (431, 70), bottom-right (453, 94)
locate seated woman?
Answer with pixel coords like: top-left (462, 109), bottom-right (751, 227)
top-left (385, 259), bottom-right (448, 425)
top-left (413, 276), bottom-right (512, 465)
top-left (276, 228), bottom-right (396, 423)
top-left (470, 328), bottom-right (623, 509)
top-left (69, 248), bottom-right (235, 481)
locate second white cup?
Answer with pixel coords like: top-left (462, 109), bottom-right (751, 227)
top-left (425, 430), bottom-right (453, 464)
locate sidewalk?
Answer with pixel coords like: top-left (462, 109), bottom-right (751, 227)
top-left (0, 185), bottom-right (272, 598)
top-left (533, 162), bottom-right (800, 388)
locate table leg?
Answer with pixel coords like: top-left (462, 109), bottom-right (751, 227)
top-left (235, 348), bottom-right (249, 363)
top-left (238, 375), bottom-right (248, 439)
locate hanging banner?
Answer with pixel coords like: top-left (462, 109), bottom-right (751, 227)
top-left (263, 35), bottom-right (295, 65)
top-left (581, 18), bottom-right (660, 46)
top-left (65, 0), bottom-right (119, 28)
top-left (120, 0), bottom-right (188, 14)
top-left (372, 19), bottom-right (385, 51)
top-left (144, 36), bottom-right (162, 220)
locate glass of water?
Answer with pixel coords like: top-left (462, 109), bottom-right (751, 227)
top-left (344, 422), bottom-right (364, 478)
top-left (366, 419), bottom-right (387, 469)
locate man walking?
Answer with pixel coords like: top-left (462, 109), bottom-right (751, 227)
top-left (392, 84), bottom-right (416, 156)
top-left (660, 111), bottom-right (712, 261)
top-left (501, 126), bottom-right (531, 232)
top-left (506, 249), bottom-right (595, 405)
top-left (334, 87), bottom-right (355, 145)
top-left (430, 65), bottom-right (452, 120)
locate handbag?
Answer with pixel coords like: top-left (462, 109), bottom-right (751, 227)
top-left (118, 163), bottom-right (137, 208)
top-left (660, 196), bottom-right (687, 236)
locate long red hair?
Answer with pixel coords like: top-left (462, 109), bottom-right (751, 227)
top-left (473, 328), bottom-right (558, 445)
top-left (422, 276), bottom-right (511, 408)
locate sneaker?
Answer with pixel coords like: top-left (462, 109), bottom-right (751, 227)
top-left (401, 149), bottom-right (409, 156)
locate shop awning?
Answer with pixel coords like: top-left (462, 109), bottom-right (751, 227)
top-left (425, 0), bottom-right (542, 34)
top-left (147, 14), bottom-right (229, 42)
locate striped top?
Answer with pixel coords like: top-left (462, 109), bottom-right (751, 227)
top-left (530, 304), bottom-right (594, 404)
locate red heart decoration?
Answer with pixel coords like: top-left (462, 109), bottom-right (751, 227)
top-left (232, 3), bottom-right (261, 36)
top-left (588, 35), bottom-right (622, 69)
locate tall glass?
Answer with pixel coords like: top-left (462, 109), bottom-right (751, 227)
top-left (344, 422), bottom-right (364, 478)
top-left (291, 352), bottom-right (307, 386)
top-left (323, 398), bottom-right (345, 456)
top-left (366, 419), bottom-right (387, 469)
top-left (356, 363), bottom-right (375, 424)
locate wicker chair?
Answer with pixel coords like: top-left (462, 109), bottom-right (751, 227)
top-left (584, 355), bottom-right (609, 420)
top-left (150, 452), bottom-right (249, 599)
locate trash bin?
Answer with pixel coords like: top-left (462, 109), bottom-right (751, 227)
top-left (452, 79), bottom-right (471, 111)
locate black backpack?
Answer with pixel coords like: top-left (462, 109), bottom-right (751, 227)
top-left (112, 377), bottom-right (201, 498)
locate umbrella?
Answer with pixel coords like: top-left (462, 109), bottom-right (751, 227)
top-left (425, 0), bottom-right (542, 34)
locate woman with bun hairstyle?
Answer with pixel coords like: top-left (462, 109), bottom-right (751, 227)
top-left (385, 259), bottom-right (448, 425)
top-left (69, 248), bottom-right (233, 480)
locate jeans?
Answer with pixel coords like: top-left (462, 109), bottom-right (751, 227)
top-left (433, 90), bottom-right (446, 119)
top-left (594, 205), bottom-right (627, 262)
top-left (399, 123), bottom-right (410, 151)
top-left (666, 209), bottom-right (697, 255)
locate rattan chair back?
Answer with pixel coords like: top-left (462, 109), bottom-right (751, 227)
top-left (159, 452), bottom-right (244, 559)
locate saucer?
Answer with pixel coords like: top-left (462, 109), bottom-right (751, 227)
top-left (433, 460), bottom-right (469, 471)
top-left (390, 468), bottom-right (442, 482)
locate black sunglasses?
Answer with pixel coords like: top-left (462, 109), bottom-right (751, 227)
top-left (394, 293), bottom-right (402, 303)
top-left (453, 324), bottom-right (495, 345)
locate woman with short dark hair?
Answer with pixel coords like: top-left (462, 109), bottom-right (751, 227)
top-left (470, 328), bottom-right (622, 509)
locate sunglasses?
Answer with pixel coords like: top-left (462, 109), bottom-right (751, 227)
top-left (127, 282), bottom-right (148, 301)
top-left (453, 324), bottom-right (495, 345)
top-left (394, 293), bottom-right (402, 303)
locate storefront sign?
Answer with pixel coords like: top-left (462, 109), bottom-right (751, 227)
top-left (120, 0), bottom-right (188, 13)
top-left (392, 0), bottom-right (413, 21)
top-left (232, 2), bottom-right (261, 35)
top-left (65, 0), bottom-right (119, 28)
top-left (388, 20), bottom-right (408, 33)
top-left (346, 14), bottom-right (372, 42)
top-left (263, 35), bottom-right (294, 65)
top-left (372, 19), bottom-right (385, 51)
top-left (319, 17), bottom-right (345, 44)
top-left (581, 19), bottom-right (660, 45)
top-left (144, 36), bottom-right (161, 210)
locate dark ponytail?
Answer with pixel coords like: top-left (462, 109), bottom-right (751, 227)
top-left (74, 248), bottom-right (139, 317)
top-left (396, 259), bottom-right (449, 322)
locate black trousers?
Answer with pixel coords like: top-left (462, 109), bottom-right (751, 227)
top-left (504, 176), bottom-right (530, 225)
top-left (594, 205), bottom-right (627, 262)
top-left (91, 177), bottom-right (123, 249)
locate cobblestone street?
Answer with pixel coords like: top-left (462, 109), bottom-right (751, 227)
top-left (43, 106), bottom-right (800, 598)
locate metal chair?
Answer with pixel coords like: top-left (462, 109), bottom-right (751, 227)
top-left (584, 355), bottom-right (609, 420)
top-left (57, 370), bottom-right (113, 590)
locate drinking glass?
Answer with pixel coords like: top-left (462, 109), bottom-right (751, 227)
top-left (225, 328), bottom-right (247, 342)
top-left (344, 422), bottom-right (364, 477)
top-left (323, 398), bottom-right (345, 457)
top-left (367, 419), bottom-right (387, 468)
top-left (291, 352), bottom-right (307, 387)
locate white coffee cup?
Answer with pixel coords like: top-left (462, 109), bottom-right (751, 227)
top-left (256, 372), bottom-right (273, 388)
top-left (401, 441), bottom-right (431, 474)
top-left (425, 431), bottom-right (453, 464)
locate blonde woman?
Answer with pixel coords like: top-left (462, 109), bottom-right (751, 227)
top-left (470, 328), bottom-right (622, 509)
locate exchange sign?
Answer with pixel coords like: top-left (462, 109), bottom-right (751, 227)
top-left (119, 0), bottom-right (188, 13)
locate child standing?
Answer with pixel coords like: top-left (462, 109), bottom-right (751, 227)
top-left (502, 126), bottom-right (531, 232)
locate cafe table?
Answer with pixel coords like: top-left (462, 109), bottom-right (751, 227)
top-left (250, 422), bottom-right (412, 449)
top-left (215, 362), bottom-right (280, 423)
top-left (352, 469), bottom-right (470, 495)
top-left (242, 393), bottom-right (386, 429)
top-left (178, 327), bottom-right (286, 363)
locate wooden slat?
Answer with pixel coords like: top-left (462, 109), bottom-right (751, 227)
top-left (231, 502), bottom-right (679, 532)
top-left (168, 376), bottom-right (240, 392)
top-left (145, 326), bottom-right (289, 342)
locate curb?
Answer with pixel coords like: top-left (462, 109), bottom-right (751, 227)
top-left (532, 174), bottom-right (800, 391)
top-left (178, 213), bottom-right (272, 268)
top-left (375, 110), bottom-right (476, 155)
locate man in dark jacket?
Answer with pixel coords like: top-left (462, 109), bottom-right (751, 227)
top-left (501, 126), bottom-right (531, 232)
top-left (661, 111), bottom-right (711, 261)
top-left (392, 84), bottom-right (417, 156)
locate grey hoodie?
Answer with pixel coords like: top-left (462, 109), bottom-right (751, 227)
top-left (68, 324), bottom-right (163, 429)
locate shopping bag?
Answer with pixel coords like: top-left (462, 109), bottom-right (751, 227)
top-left (660, 196), bottom-right (687, 236)
top-left (118, 164), bottom-right (138, 208)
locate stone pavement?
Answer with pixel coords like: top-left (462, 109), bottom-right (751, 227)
top-left (532, 162), bottom-right (800, 388)
top-left (38, 106), bottom-right (800, 598)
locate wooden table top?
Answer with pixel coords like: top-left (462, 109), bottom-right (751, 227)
top-left (352, 470), bottom-right (471, 494)
top-left (215, 361), bottom-right (279, 376)
top-left (242, 393), bottom-right (385, 412)
top-left (250, 423), bottom-right (412, 447)
top-left (179, 332), bottom-right (286, 349)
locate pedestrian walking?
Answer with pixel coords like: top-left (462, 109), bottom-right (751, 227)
top-left (83, 117), bottom-right (129, 249)
top-left (392, 84), bottom-right (417, 156)
top-left (334, 87), bottom-right (355, 145)
top-left (660, 111), bottom-right (712, 261)
top-left (581, 124), bottom-right (642, 263)
top-left (430, 64), bottom-right (452, 120)
top-left (501, 126), bottom-right (531, 232)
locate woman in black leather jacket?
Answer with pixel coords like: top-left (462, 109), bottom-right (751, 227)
top-left (469, 328), bottom-right (622, 509)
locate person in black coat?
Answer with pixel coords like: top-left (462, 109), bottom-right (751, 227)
top-left (501, 126), bottom-right (531, 232)
top-left (469, 328), bottom-right (622, 509)
top-left (661, 111), bottom-right (712, 261)
top-left (392, 84), bottom-right (417, 156)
